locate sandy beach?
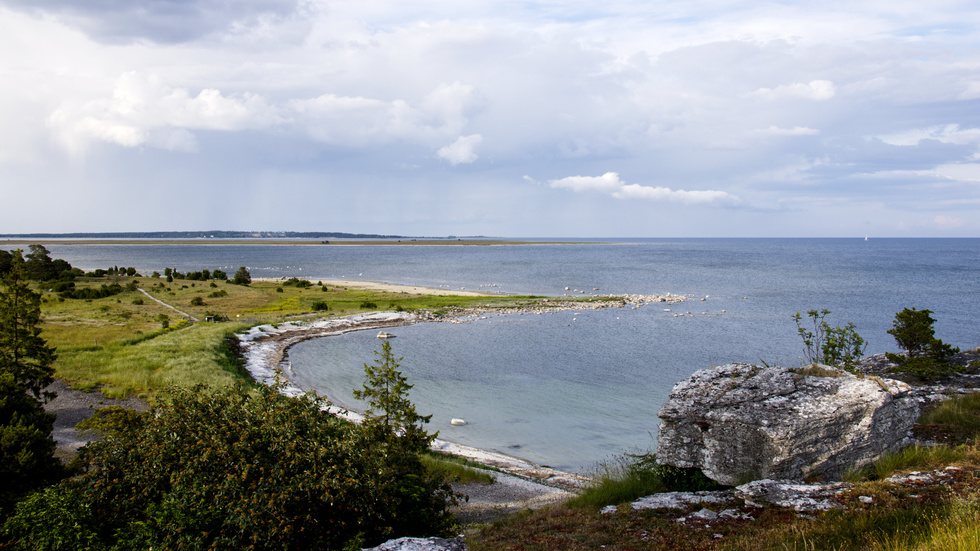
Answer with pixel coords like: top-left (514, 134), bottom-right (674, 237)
top-left (309, 279), bottom-right (492, 297)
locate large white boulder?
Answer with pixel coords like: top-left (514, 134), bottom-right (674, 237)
top-left (656, 363), bottom-right (919, 485)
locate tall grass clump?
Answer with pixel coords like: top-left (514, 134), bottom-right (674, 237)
top-left (873, 495), bottom-right (980, 551)
top-left (567, 453), bottom-right (719, 510)
top-left (919, 392), bottom-right (980, 440)
top-left (421, 452), bottom-right (496, 486)
top-left (856, 445), bottom-right (970, 482)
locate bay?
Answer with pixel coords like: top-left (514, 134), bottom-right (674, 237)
top-left (27, 238), bottom-right (980, 473)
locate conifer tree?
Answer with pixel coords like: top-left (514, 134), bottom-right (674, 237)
top-left (0, 250), bottom-right (63, 517)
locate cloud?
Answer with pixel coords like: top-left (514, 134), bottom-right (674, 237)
top-left (437, 134), bottom-right (483, 165)
top-left (547, 172), bottom-right (739, 206)
top-left (757, 125), bottom-right (820, 136)
top-left (48, 72), bottom-right (284, 156)
top-left (293, 82), bottom-right (479, 148)
top-left (0, 0), bottom-right (304, 44)
top-left (876, 125), bottom-right (980, 147)
top-left (749, 80), bottom-right (836, 101)
top-left (933, 215), bottom-right (965, 230)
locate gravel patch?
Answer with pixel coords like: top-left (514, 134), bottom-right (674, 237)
top-left (43, 380), bottom-right (150, 459)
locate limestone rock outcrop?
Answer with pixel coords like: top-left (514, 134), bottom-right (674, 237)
top-left (656, 363), bottom-right (918, 485)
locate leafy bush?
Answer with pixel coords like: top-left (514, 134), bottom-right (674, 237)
top-left (59, 283), bottom-right (124, 300)
top-left (3, 381), bottom-right (458, 549)
top-left (311, 300), bottom-right (330, 311)
top-left (189, 296), bottom-right (205, 306)
top-left (360, 301), bottom-right (378, 309)
top-left (282, 277), bottom-right (313, 288)
top-left (793, 309), bottom-right (866, 370)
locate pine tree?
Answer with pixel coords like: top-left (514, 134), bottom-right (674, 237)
top-left (0, 250), bottom-right (63, 517)
top-left (353, 340), bottom-right (433, 453)
top-left (0, 251), bottom-right (56, 400)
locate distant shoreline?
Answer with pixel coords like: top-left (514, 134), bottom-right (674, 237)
top-left (1, 238), bottom-right (588, 246)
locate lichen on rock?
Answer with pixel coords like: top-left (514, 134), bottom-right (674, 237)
top-left (656, 363), bottom-right (919, 485)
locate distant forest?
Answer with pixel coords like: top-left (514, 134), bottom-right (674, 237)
top-left (0, 231), bottom-right (406, 239)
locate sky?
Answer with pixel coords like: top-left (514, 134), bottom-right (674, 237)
top-left (2, 1), bottom-right (980, 237)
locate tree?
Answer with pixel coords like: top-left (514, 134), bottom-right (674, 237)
top-left (232, 266), bottom-right (251, 285)
top-left (3, 381), bottom-right (458, 549)
top-left (354, 340), bottom-right (433, 449)
top-left (887, 307), bottom-right (957, 360)
top-left (0, 251), bottom-right (63, 517)
top-left (0, 250), bottom-right (12, 277)
top-left (886, 307), bottom-right (960, 380)
top-left (0, 251), bottom-right (57, 400)
top-left (352, 341), bottom-right (457, 538)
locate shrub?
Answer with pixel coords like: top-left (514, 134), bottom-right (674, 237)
top-left (2, 381), bottom-right (458, 549)
top-left (282, 277), bottom-right (313, 288)
top-left (189, 296), bottom-right (205, 306)
top-left (232, 266), bottom-right (250, 285)
top-left (886, 308), bottom-right (960, 381)
top-left (131, 298), bottom-right (143, 305)
top-left (793, 309), bottom-right (866, 371)
top-left (311, 300), bottom-right (330, 312)
top-left (360, 301), bottom-right (378, 309)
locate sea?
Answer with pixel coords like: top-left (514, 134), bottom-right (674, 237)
top-left (19, 238), bottom-right (980, 474)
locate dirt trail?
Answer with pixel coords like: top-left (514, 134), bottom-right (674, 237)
top-left (138, 288), bottom-right (198, 322)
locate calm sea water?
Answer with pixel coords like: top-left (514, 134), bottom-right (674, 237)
top-left (23, 238), bottom-right (980, 473)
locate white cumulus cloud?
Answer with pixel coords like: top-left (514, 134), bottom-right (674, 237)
top-left (437, 134), bottom-right (483, 165)
top-left (48, 71), bottom-right (284, 156)
top-left (547, 172), bottom-right (739, 205)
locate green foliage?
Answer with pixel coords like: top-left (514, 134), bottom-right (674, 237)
top-left (889, 308), bottom-right (939, 357)
top-left (232, 266), bottom-right (251, 285)
top-left (793, 309), bottom-right (866, 370)
top-left (59, 283), bottom-right (124, 300)
top-left (282, 277), bottom-right (313, 288)
top-left (3, 381), bottom-right (458, 549)
top-left (360, 301), bottom-right (378, 309)
top-left (353, 341), bottom-right (433, 449)
top-left (189, 296), bottom-right (205, 306)
top-left (0, 252), bottom-right (57, 400)
top-left (0, 254), bottom-right (64, 518)
top-left (311, 300), bottom-right (330, 312)
top-left (568, 452), bottom-right (719, 510)
top-left (886, 308), bottom-right (960, 381)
